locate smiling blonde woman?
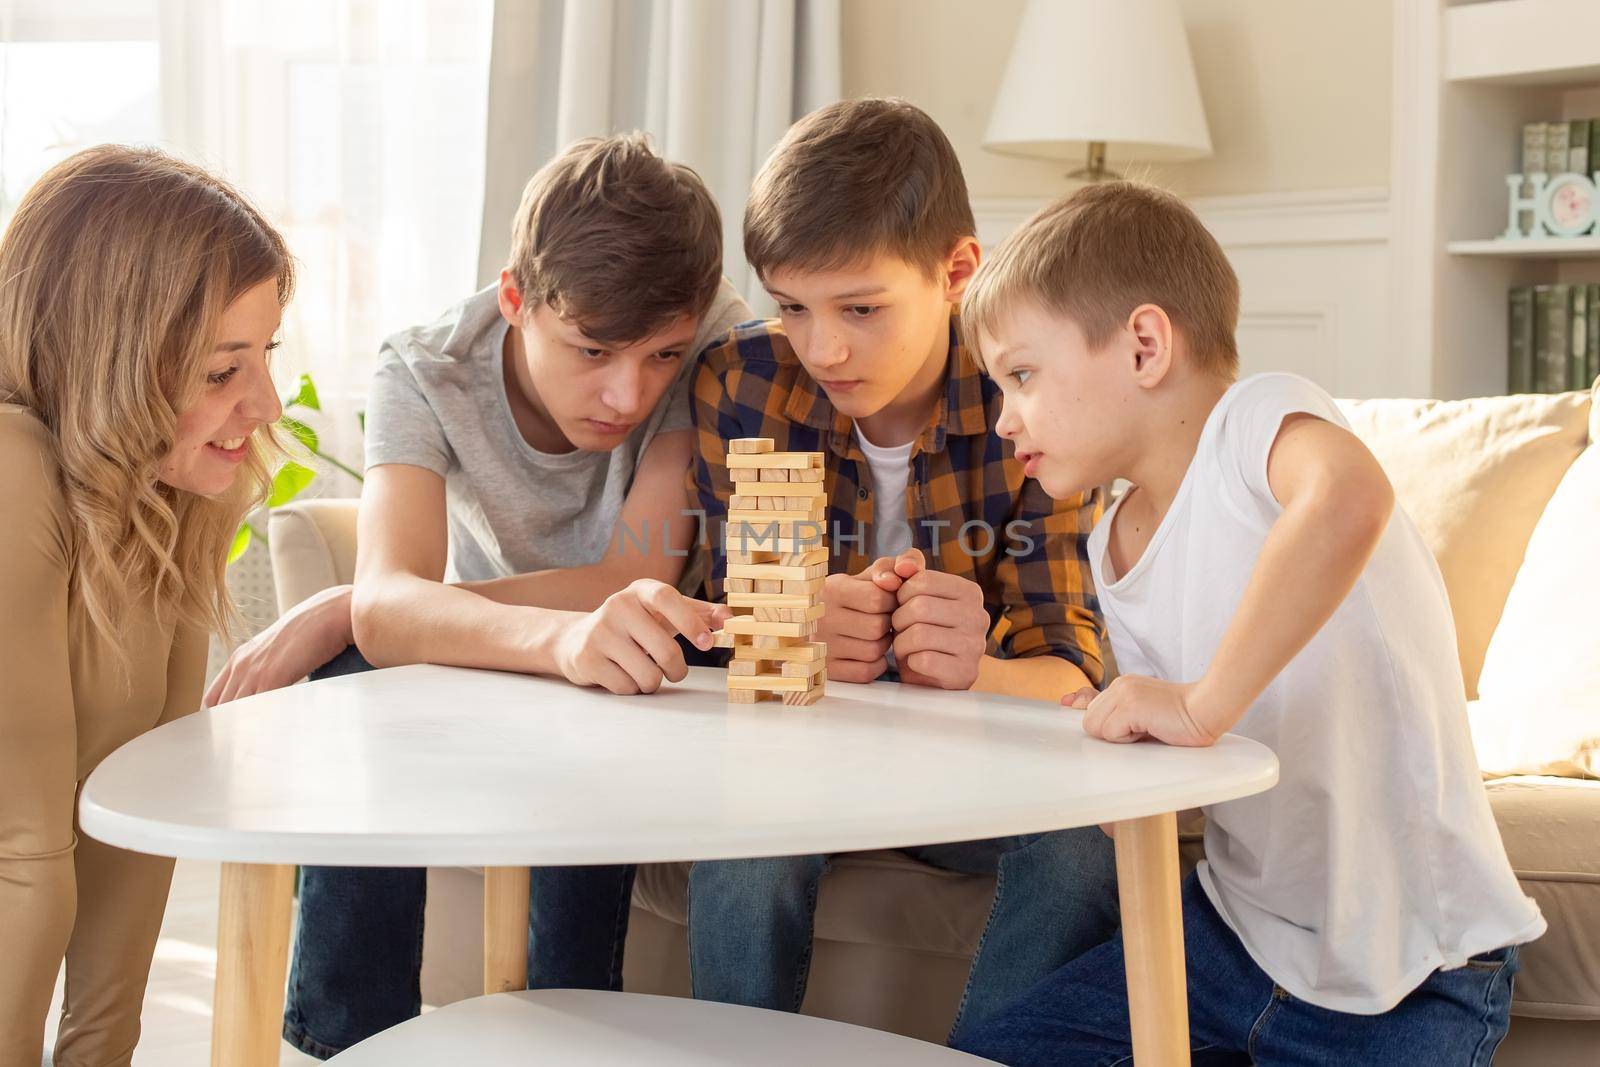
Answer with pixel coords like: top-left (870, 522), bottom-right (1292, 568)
top-left (0, 145), bottom-right (294, 1067)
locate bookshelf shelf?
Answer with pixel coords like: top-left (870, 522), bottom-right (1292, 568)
top-left (1445, 0), bottom-right (1600, 88)
top-left (1447, 236), bottom-right (1600, 257)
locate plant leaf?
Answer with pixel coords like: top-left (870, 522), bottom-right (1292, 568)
top-left (227, 524), bottom-right (252, 564)
top-left (267, 461), bottom-right (316, 507)
top-left (357, 409), bottom-right (366, 434)
top-left (283, 373), bottom-right (321, 412)
top-left (280, 415), bottom-right (319, 453)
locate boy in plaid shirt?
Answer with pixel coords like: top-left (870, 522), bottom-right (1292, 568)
top-left (685, 98), bottom-right (1118, 1044)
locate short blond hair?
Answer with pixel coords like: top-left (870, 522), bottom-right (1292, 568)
top-left (963, 180), bottom-right (1239, 377)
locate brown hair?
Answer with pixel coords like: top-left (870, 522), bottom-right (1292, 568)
top-left (744, 97), bottom-right (976, 282)
top-left (507, 133), bottom-right (722, 346)
top-left (962, 180), bottom-right (1240, 377)
top-left (0, 144), bottom-right (294, 654)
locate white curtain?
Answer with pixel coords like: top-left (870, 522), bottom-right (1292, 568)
top-left (475, 0), bottom-right (842, 312)
top-left (0, 0), bottom-right (496, 485)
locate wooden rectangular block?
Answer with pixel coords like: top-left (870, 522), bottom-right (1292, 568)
top-left (724, 577), bottom-right (754, 594)
top-left (782, 679), bottom-right (825, 707)
top-left (752, 635), bottom-right (783, 649)
top-left (726, 520), bottom-right (827, 540)
top-left (753, 604), bottom-right (826, 624)
top-left (725, 561), bottom-right (828, 582)
top-left (723, 549), bottom-right (829, 570)
top-left (727, 673), bottom-right (810, 692)
top-left (782, 577), bottom-right (826, 596)
top-left (752, 579), bottom-right (783, 594)
top-left (722, 616), bottom-right (818, 637)
top-left (725, 452), bottom-right (820, 471)
top-left (733, 641), bottom-right (823, 662)
top-left (788, 467), bottom-right (824, 483)
top-left (726, 592), bottom-right (818, 608)
top-left (729, 438), bottom-right (774, 454)
top-left (711, 629), bottom-right (735, 648)
top-left (780, 657), bottom-right (827, 678)
top-left (758, 468), bottom-right (790, 483)
top-left (728, 659), bottom-right (762, 676)
top-left (729, 495), bottom-right (761, 511)
top-left (727, 687), bottom-right (764, 704)
top-left (728, 506), bottom-right (824, 523)
top-left (722, 532), bottom-right (825, 554)
top-left (733, 479), bottom-right (825, 498)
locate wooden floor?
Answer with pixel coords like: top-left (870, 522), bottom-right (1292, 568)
top-left (44, 860), bottom-right (319, 1066)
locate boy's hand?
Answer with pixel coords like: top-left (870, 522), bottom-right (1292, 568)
top-left (555, 579), bottom-right (731, 695)
top-left (1073, 675), bottom-right (1218, 748)
top-left (205, 584), bottom-right (355, 707)
top-left (888, 547), bottom-right (988, 691)
top-left (817, 558), bottom-right (902, 683)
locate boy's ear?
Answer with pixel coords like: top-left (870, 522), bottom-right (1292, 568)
top-left (497, 269), bottom-right (528, 326)
top-left (941, 236), bottom-right (982, 303)
top-left (1126, 304), bottom-right (1174, 389)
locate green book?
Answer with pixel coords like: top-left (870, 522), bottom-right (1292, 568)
top-left (1534, 285), bottom-right (1569, 392)
top-left (1589, 119), bottom-right (1600, 177)
top-left (1521, 123), bottom-right (1550, 235)
top-left (1589, 284), bottom-right (1600, 389)
top-left (1570, 120), bottom-right (1591, 173)
top-left (1508, 287), bottom-right (1534, 394)
top-left (1572, 285), bottom-right (1589, 389)
top-left (1548, 122), bottom-right (1571, 174)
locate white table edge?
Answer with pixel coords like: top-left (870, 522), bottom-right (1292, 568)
top-left (78, 758), bottom-right (1278, 866)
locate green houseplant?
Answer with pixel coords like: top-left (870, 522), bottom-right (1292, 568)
top-left (229, 373), bottom-right (364, 563)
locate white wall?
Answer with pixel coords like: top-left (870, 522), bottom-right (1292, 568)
top-left (841, 0), bottom-right (1402, 397)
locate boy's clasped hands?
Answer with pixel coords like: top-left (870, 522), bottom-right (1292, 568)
top-left (818, 547), bottom-right (989, 690)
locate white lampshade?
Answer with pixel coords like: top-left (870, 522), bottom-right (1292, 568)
top-left (984, 0), bottom-right (1212, 165)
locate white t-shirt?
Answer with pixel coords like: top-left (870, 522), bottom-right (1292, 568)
top-left (1087, 373), bottom-right (1544, 1014)
top-left (856, 424), bottom-right (915, 671)
top-left (854, 423), bottom-right (916, 560)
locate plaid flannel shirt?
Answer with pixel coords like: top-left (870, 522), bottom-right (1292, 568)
top-left (688, 309), bottom-right (1105, 683)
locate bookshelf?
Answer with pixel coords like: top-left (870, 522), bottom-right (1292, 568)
top-left (1392, 0), bottom-right (1600, 398)
top-left (1447, 237), bottom-right (1600, 258)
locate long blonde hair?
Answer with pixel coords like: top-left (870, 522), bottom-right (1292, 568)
top-left (0, 145), bottom-right (295, 648)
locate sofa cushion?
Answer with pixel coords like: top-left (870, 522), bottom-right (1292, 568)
top-left (1335, 391), bottom-right (1590, 698)
top-left (633, 855), bottom-right (995, 960)
top-left (1472, 440), bottom-right (1600, 779)
top-left (1479, 776), bottom-right (1600, 1020)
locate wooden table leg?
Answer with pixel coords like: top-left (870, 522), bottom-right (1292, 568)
top-left (484, 866), bottom-right (531, 995)
top-left (212, 862), bottom-right (295, 1067)
top-left (1113, 812), bottom-right (1189, 1066)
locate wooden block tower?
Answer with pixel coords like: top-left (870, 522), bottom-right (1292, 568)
top-left (714, 437), bottom-right (828, 706)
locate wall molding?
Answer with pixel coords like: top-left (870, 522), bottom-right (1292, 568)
top-left (972, 187), bottom-right (1391, 249)
top-left (972, 187), bottom-right (1395, 398)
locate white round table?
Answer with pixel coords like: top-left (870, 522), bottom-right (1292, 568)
top-left (325, 989), bottom-right (992, 1065)
top-left (80, 664), bottom-right (1278, 1066)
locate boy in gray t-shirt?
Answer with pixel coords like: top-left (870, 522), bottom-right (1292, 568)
top-left (213, 135), bottom-right (749, 1058)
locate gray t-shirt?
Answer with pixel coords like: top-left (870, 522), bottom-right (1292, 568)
top-left (364, 279), bottom-right (750, 583)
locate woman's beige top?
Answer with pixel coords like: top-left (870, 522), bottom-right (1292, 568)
top-left (0, 403), bottom-right (208, 772)
top-left (0, 401), bottom-right (208, 1064)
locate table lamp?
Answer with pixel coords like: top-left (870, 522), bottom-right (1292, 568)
top-left (984, 0), bottom-right (1212, 182)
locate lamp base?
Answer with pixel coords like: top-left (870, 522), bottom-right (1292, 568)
top-left (1067, 141), bottom-right (1119, 183)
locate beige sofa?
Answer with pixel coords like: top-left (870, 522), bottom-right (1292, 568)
top-left (269, 386), bottom-right (1600, 1065)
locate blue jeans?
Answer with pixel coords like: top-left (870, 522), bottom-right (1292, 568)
top-left (281, 646), bottom-right (637, 1059)
top-left (687, 828), bottom-right (1119, 1046)
top-left (954, 870), bottom-right (1522, 1066)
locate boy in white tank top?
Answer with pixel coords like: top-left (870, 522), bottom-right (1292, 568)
top-left (952, 181), bottom-right (1543, 1066)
